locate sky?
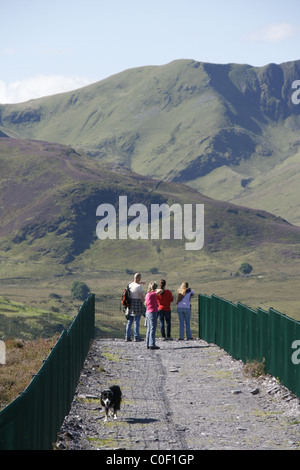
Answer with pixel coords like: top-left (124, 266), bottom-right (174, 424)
top-left (1, 0), bottom-right (300, 103)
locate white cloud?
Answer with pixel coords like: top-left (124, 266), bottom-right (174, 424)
top-left (246, 22), bottom-right (299, 43)
top-left (0, 75), bottom-right (95, 104)
top-left (2, 47), bottom-right (16, 55)
top-left (0, 81), bottom-right (7, 104)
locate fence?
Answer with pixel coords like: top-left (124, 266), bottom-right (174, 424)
top-left (0, 293), bottom-right (95, 450)
top-left (198, 294), bottom-right (300, 399)
top-left (1, 291), bottom-right (299, 449)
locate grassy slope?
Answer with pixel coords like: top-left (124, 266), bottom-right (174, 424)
top-left (1, 138), bottom-right (300, 323)
top-left (0, 61), bottom-right (228, 181)
top-left (1, 59), bottom-right (300, 225)
top-left (1, 137), bottom-right (299, 256)
top-left (191, 123), bottom-right (300, 225)
top-left (0, 336), bottom-right (59, 409)
top-left (1, 59), bottom-right (300, 324)
top-left (0, 295), bottom-right (73, 340)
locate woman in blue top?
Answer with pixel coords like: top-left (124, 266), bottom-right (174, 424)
top-left (176, 282), bottom-right (194, 340)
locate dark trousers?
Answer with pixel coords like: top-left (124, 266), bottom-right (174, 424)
top-left (158, 310), bottom-right (171, 338)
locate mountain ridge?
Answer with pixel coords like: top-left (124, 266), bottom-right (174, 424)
top-left (1, 137), bottom-right (300, 278)
top-left (1, 59), bottom-right (300, 224)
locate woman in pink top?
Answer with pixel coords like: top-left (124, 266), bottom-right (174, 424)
top-left (145, 282), bottom-right (160, 350)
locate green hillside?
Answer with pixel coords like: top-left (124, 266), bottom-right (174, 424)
top-left (2, 137), bottom-right (298, 268)
top-left (1, 59), bottom-right (300, 323)
top-left (1, 137), bottom-right (300, 321)
top-left (191, 123), bottom-right (300, 224)
top-left (1, 59), bottom-right (300, 225)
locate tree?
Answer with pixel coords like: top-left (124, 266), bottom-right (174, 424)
top-left (71, 281), bottom-right (91, 300)
top-left (239, 262), bottom-right (253, 275)
top-left (150, 267), bottom-right (158, 274)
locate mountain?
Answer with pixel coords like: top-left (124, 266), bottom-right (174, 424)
top-left (1, 59), bottom-right (300, 224)
top-left (1, 137), bottom-right (300, 280)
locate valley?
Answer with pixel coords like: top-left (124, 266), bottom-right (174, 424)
top-left (1, 59), bottom-right (300, 333)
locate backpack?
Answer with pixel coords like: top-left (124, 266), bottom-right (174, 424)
top-left (121, 284), bottom-right (131, 309)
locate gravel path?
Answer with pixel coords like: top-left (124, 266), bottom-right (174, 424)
top-left (56, 337), bottom-right (300, 451)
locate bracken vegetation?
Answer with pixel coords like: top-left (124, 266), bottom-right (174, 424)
top-left (0, 336), bottom-right (58, 410)
top-left (243, 358), bottom-right (266, 378)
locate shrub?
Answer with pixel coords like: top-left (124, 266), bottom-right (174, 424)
top-left (243, 359), bottom-right (265, 378)
top-left (125, 268), bottom-right (134, 275)
top-left (49, 293), bottom-right (61, 300)
top-left (70, 281), bottom-right (91, 301)
top-left (239, 262), bottom-right (253, 275)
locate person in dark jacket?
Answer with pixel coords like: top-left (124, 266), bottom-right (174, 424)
top-left (156, 279), bottom-right (174, 340)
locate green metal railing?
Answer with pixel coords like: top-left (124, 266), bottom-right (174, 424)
top-left (0, 293), bottom-right (95, 450)
top-left (1, 291), bottom-right (299, 449)
top-left (198, 294), bottom-right (300, 399)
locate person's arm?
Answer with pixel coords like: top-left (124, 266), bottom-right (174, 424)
top-left (139, 286), bottom-right (145, 303)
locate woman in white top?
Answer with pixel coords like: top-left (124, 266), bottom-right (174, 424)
top-left (176, 281), bottom-right (194, 340)
top-left (125, 273), bottom-right (145, 342)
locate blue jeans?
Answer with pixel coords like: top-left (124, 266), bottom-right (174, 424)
top-left (146, 311), bottom-right (158, 347)
top-left (125, 314), bottom-right (141, 340)
top-left (177, 308), bottom-right (192, 339)
top-left (158, 310), bottom-right (171, 338)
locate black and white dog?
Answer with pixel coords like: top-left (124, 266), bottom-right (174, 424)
top-left (100, 385), bottom-right (122, 422)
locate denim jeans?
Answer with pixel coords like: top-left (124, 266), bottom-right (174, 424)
top-left (177, 308), bottom-right (192, 339)
top-left (146, 311), bottom-right (158, 347)
top-left (125, 314), bottom-right (141, 340)
top-left (158, 310), bottom-right (171, 338)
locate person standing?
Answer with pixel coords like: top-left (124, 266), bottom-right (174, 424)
top-left (125, 273), bottom-right (145, 342)
top-left (156, 279), bottom-right (174, 340)
top-left (176, 282), bottom-right (194, 340)
top-left (145, 282), bottom-right (160, 350)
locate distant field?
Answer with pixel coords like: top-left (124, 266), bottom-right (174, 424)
top-left (1, 244), bottom-right (300, 342)
top-left (0, 295), bottom-right (74, 340)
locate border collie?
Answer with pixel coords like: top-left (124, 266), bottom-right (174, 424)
top-left (100, 385), bottom-right (122, 422)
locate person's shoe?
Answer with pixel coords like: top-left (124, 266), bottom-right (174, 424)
top-left (134, 337), bottom-right (143, 342)
top-left (149, 345), bottom-right (160, 350)
top-left (125, 338), bottom-right (132, 342)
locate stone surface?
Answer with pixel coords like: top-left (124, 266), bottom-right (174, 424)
top-left (56, 338), bottom-right (300, 450)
